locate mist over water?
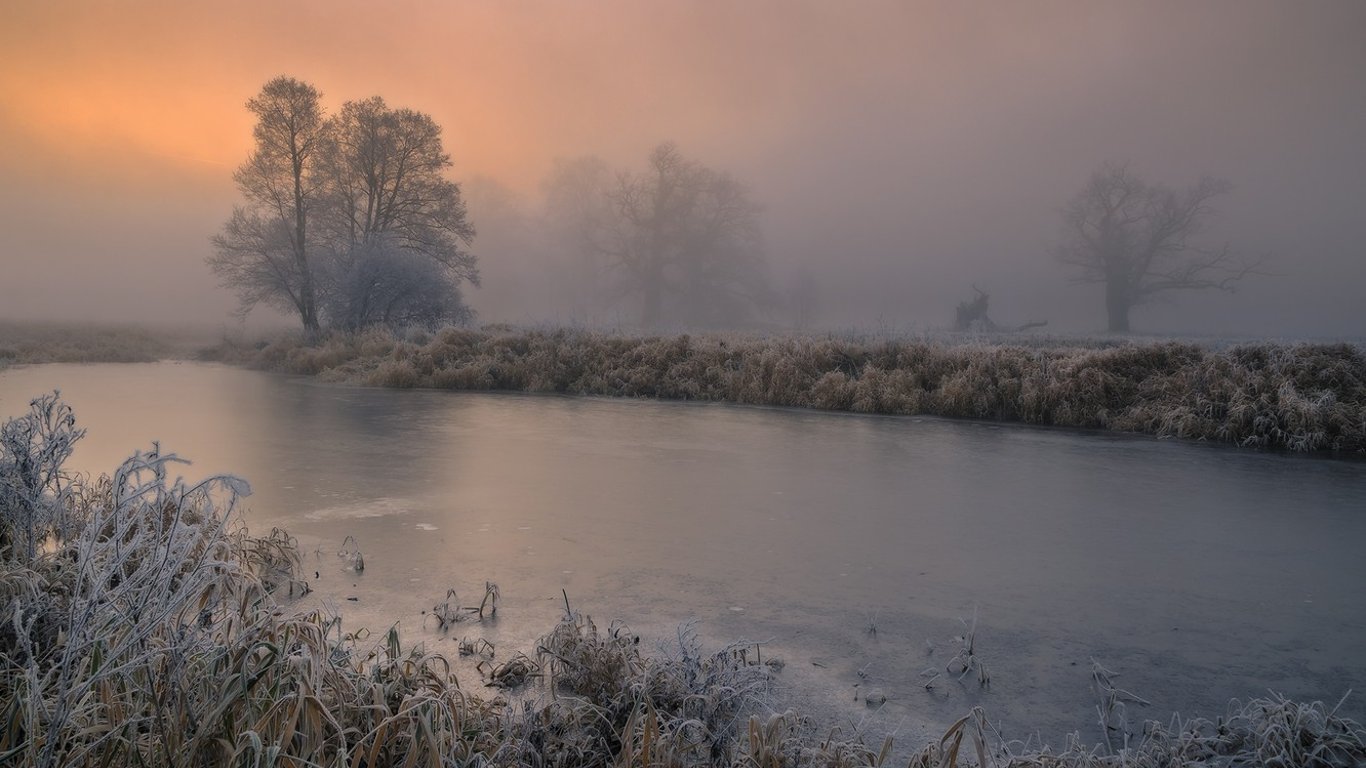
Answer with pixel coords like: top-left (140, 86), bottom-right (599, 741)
top-left (3, 363), bottom-right (1362, 746)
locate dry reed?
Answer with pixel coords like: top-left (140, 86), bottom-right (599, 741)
top-left (0, 321), bottom-right (191, 366)
top-left (212, 327), bottom-right (1366, 453)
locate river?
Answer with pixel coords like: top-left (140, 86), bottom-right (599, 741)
top-left (2, 361), bottom-right (1363, 748)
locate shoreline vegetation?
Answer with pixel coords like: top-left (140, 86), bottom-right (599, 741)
top-left (3, 394), bottom-right (1365, 767)
top-left (205, 326), bottom-right (1366, 454)
top-left (3, 320), bottom-right (1363, 453)
top-left (0, 321), bottom-right (178, 366)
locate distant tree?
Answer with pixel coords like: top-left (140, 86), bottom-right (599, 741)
top-left (212, 80), bottom-right (477, 333)
top-left (1057, 163), bottom-right (1258, 333)
top-left (542, 155), bottom-right (615, 267)
top-left (210, 77), bottom-right (327, 333)
top-left (596, 143), bottom-right (770, 327)
top-left (538, 156), bottom-right (618, 317)
top-left (539, 145), bottom-right (770, 327)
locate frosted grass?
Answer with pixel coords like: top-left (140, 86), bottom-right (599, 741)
top-left (4, 394), bottom-right (1363, 766)
top-left (215, 327), bottom-right (1366, 453)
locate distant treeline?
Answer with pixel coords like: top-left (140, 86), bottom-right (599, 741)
top-left (211, 328), bottom-right (1366, 453)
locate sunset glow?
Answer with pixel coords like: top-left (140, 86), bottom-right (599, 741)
top-left (2, 1), bottom-right (1364, 332)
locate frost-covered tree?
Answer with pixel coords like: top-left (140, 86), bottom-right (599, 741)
top-left (319, 236), bottom-right (472, 331)
top-left (210, 77), bottom-right (327, 333)
top-left (212, 79), bottom-right (476, 332)
top-left (1057, 163), bottom-right (1259, 333)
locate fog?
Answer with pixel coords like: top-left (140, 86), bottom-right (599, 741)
top-left (2, 1), bottom-right (1363, 337)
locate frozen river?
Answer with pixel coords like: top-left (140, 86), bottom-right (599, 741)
top-left (3, 361), bottom-right (1363, 747)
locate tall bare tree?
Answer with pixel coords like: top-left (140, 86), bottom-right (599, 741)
top-left (597, 143), bottom-right (769, 327)
top-left (210, 76), bottom-right (327, 333)
top-left (1057, 163), bottom-right (1258, 333)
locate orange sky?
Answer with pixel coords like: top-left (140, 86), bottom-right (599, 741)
top-left (2, 1), bottom-right (1365, 333)
top-left (1, 1), bottom-right (1129, 191)
top-left (2, 1), bottom-right (914, 189)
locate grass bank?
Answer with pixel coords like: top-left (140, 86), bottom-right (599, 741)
top-left (0, 321), bottom-right (208, 367)
top-left (210, 327), bottom-right (1366, 453)
top-left (4, 392), bottom-right (1364, 766)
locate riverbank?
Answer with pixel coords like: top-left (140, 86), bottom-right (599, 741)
top-left (0, 321), bottom-right (173, 366)
top-left (4, 393), bottom-right (1363, 767)
top-left (208, 327), bottom-right (1366, 453)
top-left (0, 320), bottom-right (226, 368)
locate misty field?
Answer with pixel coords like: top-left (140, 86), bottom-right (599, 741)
top-left (0, 321), bottom-right (177, 367)
top-left (3, 393), bottom-right (1364, 767)
top-left (211, 327), bottom-right (1366, 453)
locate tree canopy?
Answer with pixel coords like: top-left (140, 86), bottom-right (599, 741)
top-left (1057, 163), bottom-right (1258, 333)
top-left (210, 77), bottom-right (476, 333)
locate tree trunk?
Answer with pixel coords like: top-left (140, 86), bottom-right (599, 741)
top-left (298, 278), bottom-right (320, 335)
top-left (290, 291), bottom-right (321, 336)
top-left (290, 133), bottom-right (320, 337)
top-left (294, 267), bottom-right (320, 335)
top-left (300, 302), bottom-right (321, 336)
top-left (1105, 281), bottom-right (1131, 333)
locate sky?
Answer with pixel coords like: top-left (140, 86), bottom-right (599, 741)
top-left (1, 0), bottom-right (1363, 337)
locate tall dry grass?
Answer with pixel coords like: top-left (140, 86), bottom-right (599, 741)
top-left (0, 321), bottom-right (186, 366)
top-left (4, 393), bottom-right (1363, 767)
top-left (214, 327), bottom-right (1366, 453)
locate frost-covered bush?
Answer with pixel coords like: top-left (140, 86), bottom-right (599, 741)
top-left (0, 402), bottom-right (313, 767)
top-left (0, 392), bottom-right (84, 561)
top-left (532, 615), bottom-right (771, 765)
top-left (318, 238), bottom-right (475, 332)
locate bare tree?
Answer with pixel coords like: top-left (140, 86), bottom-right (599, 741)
top-left (542, 155), bottom-right (615, 268)
top-left (317, 97), bottom-right (477, 283)
top-left (539, 156), bottom-right (619, 317)
top-left (211, 81), bottom-right (477, 332)
top-left (210, 76), bottom-right (327, 334)
top-left (596, 143), bottom-right (770, 327)
top-left (1057, 163), bottom-right (1259, 333)
top-left (671, 168), bottom-right (771, 326)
